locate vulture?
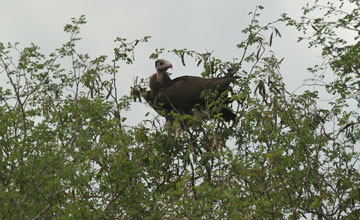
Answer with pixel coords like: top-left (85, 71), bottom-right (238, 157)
top-left (146, 59), bottom-right (236, 123)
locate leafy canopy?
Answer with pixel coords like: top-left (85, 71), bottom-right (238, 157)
top-left (1, 2), bottom-right (360, 219)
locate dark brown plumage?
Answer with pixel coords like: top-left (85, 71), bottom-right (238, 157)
top-left (146, 59), bottom-right (236, 122)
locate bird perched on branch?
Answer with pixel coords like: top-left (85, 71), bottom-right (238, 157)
top-left (145, 59), bottom-right (236, 124)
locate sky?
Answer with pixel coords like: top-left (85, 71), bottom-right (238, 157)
top-left (0, 0), bottom-right (323, 125)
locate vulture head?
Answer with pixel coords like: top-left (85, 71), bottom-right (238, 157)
top-left (155, 59), bottom-right (172, 72)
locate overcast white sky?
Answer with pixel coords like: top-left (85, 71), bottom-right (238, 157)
top-left (1, 0), bottom-right (325, 125)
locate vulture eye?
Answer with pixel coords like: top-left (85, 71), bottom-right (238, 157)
top-left (159, 62), bottom-right (164, 65)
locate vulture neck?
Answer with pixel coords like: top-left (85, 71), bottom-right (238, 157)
top-left (156, 70), bottom-right (171, 86)
top-left (150, 71), bottom-right (171, 93)
top-left (157, 71), bottom-right (164, 82)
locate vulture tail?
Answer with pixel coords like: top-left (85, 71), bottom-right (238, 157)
top-left (225, 64), bottom-right (241, 77)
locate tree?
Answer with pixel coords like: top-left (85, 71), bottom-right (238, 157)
top-left (0, 1), bottom-right (359, 219)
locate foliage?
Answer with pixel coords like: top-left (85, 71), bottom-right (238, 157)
top-left (0, 2), bottom-right (359, 219)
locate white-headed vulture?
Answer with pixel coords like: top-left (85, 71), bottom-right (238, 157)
top-left (146, 59), bottom-right (236, 123)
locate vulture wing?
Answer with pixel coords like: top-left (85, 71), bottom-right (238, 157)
top-left (156, 76), bottom-right (236, 113)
